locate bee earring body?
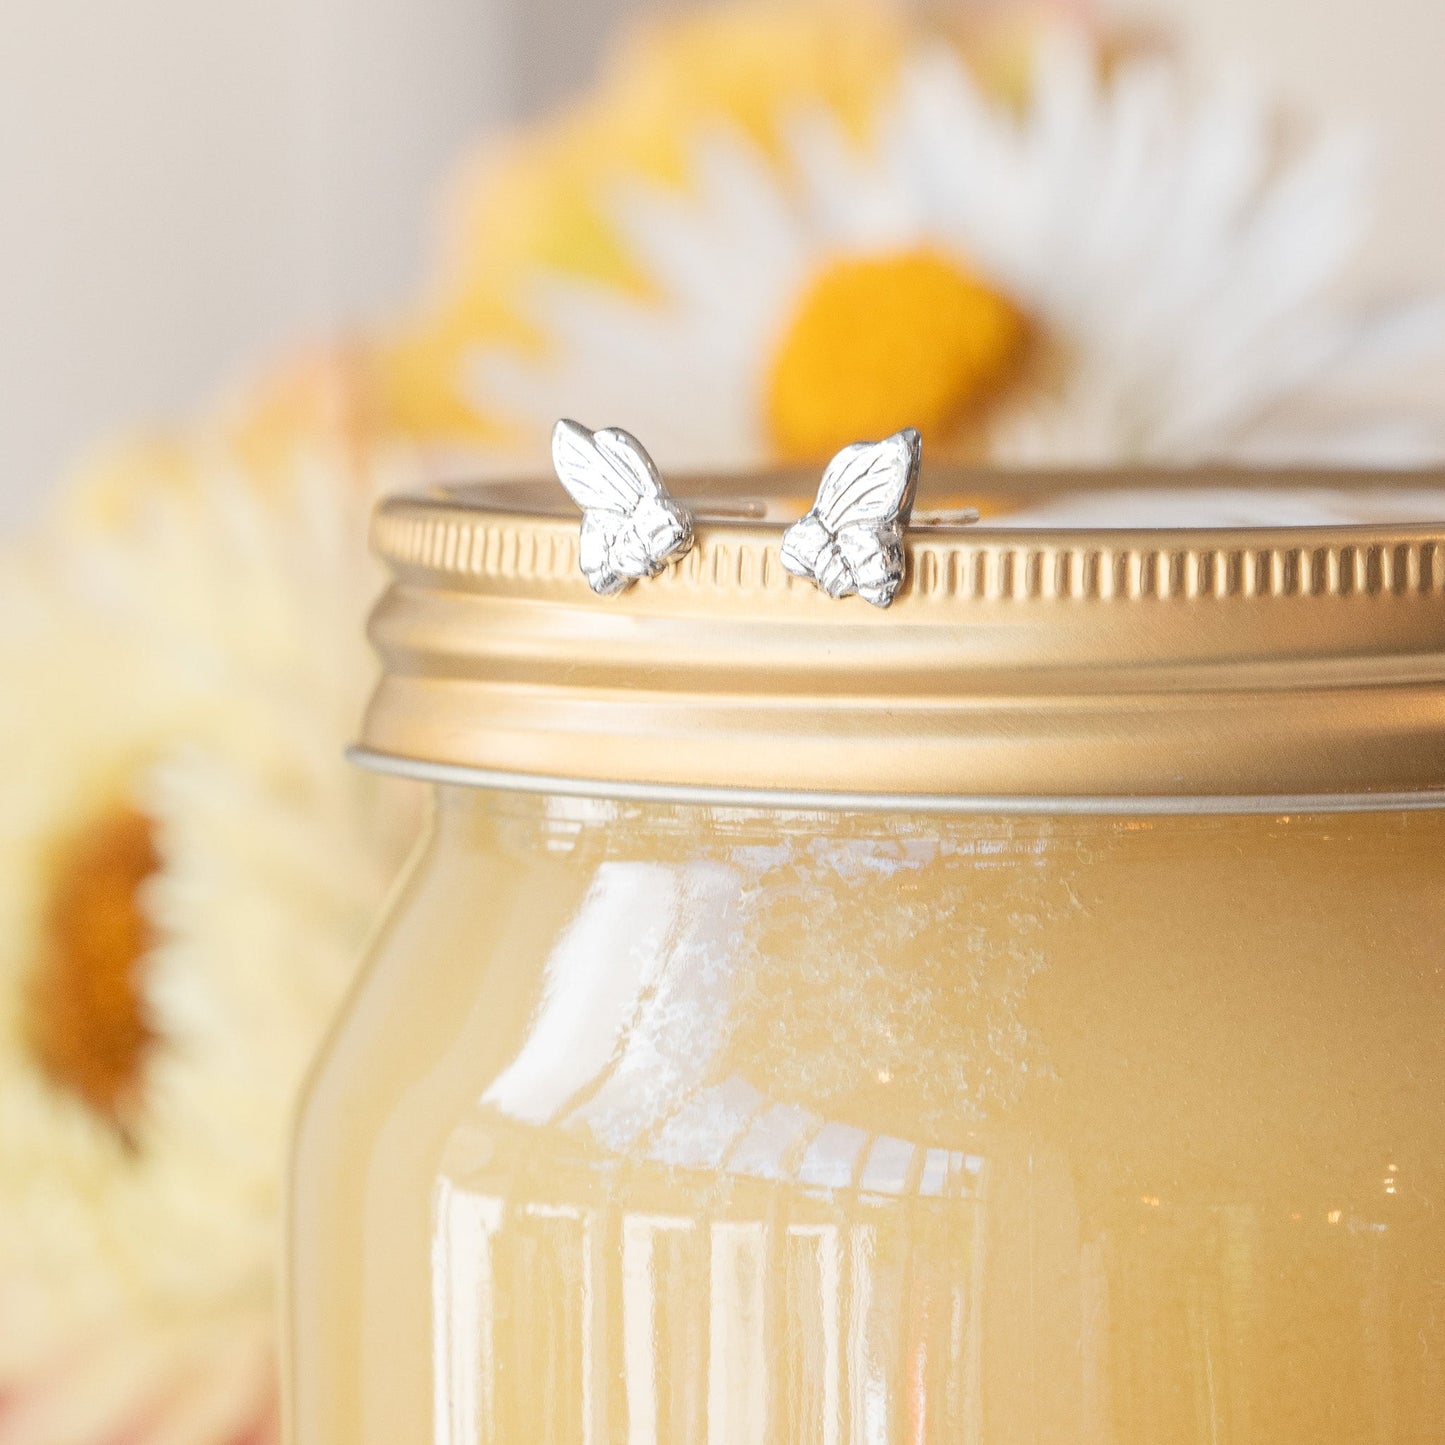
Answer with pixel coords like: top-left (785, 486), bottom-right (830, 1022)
top-left (552, 420), bottom-right (695, 595)
top-left (781, 428), bottom-right (922, 608)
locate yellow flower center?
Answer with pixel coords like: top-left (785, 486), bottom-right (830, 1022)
top-left (764, 248), bottom-right (1029, 461)
top-left (29, 806), bottom-right (160, 1134)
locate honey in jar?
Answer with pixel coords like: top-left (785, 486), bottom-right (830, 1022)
top-left (285, 468), bottom-right (1445, 1444)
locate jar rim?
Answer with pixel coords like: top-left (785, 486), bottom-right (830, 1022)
top-left (359, 465), bottom-right (1445, 801)
top-left (351, 747), bottom-right (1445, 814)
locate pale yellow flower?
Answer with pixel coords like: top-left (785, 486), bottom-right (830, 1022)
top-left (0, 378), bottom-right (420, 1443)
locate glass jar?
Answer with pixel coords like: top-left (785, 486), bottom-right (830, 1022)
top-left (286, 471), bottom-right (1445, 1444)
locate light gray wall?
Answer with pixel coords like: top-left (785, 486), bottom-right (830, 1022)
top-left (0, 0), bottom-right (625, 528)
top-left (1106, 0), bottom-right (1445, 298)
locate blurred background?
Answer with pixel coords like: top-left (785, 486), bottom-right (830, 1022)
top-left (3, 0), bottom-right (1444, 526)
top-left (2, 2), bottom-right (1444, 1442)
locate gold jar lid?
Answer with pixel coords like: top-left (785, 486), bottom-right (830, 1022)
top-left (355, 467), bottom-right (1445, 811)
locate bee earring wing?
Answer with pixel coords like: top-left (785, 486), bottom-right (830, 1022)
top-left (812, 428), bottom-right (922, 533)
top-left (551, 420), bottom-right (695, 595)
top-left (781, 428), bottom-right (922, 608)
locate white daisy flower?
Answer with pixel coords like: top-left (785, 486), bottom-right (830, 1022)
top-left (0, 440), bottom-right (420, 1443)
top-left (474, 28), bottom-right (1445, 471)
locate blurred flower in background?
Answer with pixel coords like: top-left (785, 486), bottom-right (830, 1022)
top-left (385, 0), bottom-right (1445, 472)
top-left (0, 359), bottom-right (419, 1443)
top-left (1, 2), bottom-right (1442, 1442)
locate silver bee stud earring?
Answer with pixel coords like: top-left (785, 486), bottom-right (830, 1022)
top-left (552, 419), bottom-right (695, 595)
top-left (781, 428), bottom-right (922, 608)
